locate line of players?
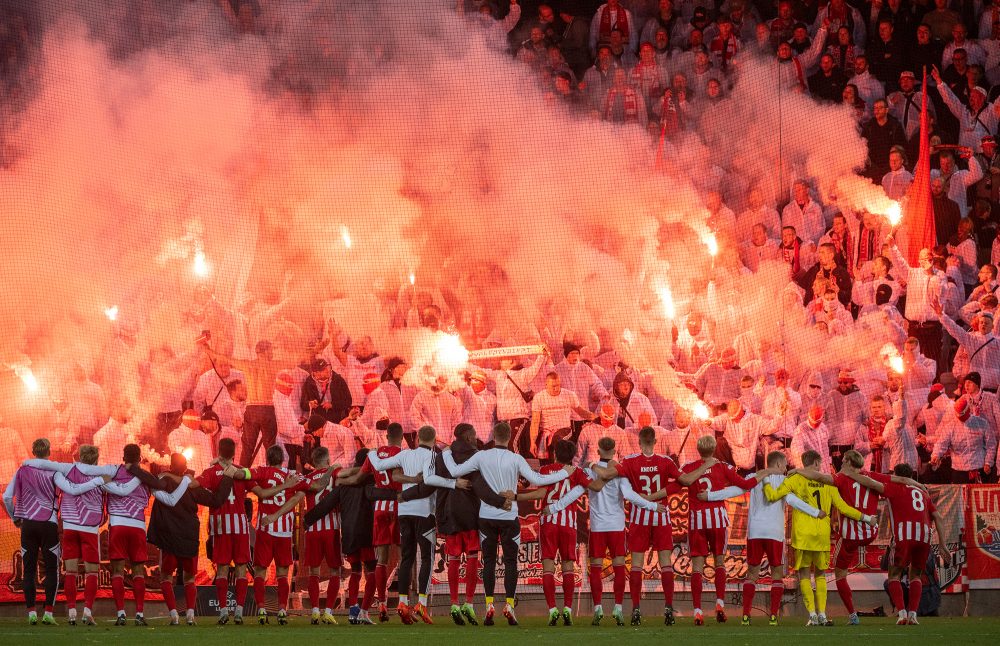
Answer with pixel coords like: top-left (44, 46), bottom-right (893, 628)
top-left (4, 419), bottom-right (951, 628)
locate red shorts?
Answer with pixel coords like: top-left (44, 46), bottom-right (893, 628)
top-left (746, 538), bottom-right (783, 567)
top-left (109, 525), bottom-right (148, 563)
top-left (834, 536), bottom-right (876, 569)
top-left (253, 532), bottom-right (293, 568)
top-left (305, 530), bottom-right (342, 568)
top-left (892, 540), bottom-right (931, 571)
top-left (160, 551), bottom-right (197, 577)
top-left (211, 533), bottom-right (251, 566)
top-left (588, 530), bottom-right (626, 559)
top-left (62, 528), bottom-right (100, 563)
top-left (345, 547), bottom-right (376, 564)
top-left (372, 510), bottom-right (399, 547)
top-left (688, 527), bottom-right (727, 558)
top-left (540, 524), bottom-right (577, 561)
top-left (627, 523), bottom-right (673, 553)
top-left (444, 530), bottom-right (480, 557)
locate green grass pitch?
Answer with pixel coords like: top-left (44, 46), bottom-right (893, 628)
top-left (0, 615), bottom-right (997, 644)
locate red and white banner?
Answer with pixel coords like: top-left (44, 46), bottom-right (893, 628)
top-left (964, 485), bottom-right (1000, 589)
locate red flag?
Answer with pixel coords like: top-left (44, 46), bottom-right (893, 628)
top-left (902, 68), bottom-right (936, 264)
top-left (654, 122), bottom-right (667, 173)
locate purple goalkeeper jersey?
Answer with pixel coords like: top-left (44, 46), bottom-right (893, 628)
top-left (106, 465), bottom-right (149, 523)
top-left (59, 465), bottom-right (106, 528)
top-left (7, 465), bottom-right (58, 522)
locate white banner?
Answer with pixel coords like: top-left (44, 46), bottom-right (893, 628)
top-left (467, 345), bottom-right (546, 360)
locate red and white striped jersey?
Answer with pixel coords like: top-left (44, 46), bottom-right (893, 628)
top-left (252, 466), bottom-right (307, 537)
top-left (683, 459), bottom-right (757, 530)
top-left (616, 453), bottom-right (682, 527)
top-left (361, 445), bottom-right (402, 512)
top-left (834, 471), bottom-right (890, 541)
top-left (198, 464), bottom-right (250, 536)
top-left (538, 463), bottom-right (592, 529)
top-left (884, 481), bottom-right (936, 544)
top-left (303, 468), bottom-right (341, 533)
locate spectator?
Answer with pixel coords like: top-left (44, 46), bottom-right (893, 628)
top-left (882, 146), bottom-right (913, 200)
top-left (808, 54), bottom-right (847, 102)
top-left (813, 0), bottom-right (866, 50)
top-left (867, 19), bottom-right (906, 91)
top-left (630, 42), bottom-right (668, 109)
top-left (912, 24), bottom-right (945, 82)
top-left (933, 66), bottom-right (998, 154)
top-left (517, 25), bottom-right (550, 74)
top-left (770, 1), bottom-right (796, 50)
top-left (557, 6), bottom-right (591, 79)
top-left (581, 44), bottom-right (617, 110)
top-left (934, 150), bottom-right (984, 217)
top-left (607, 28), bottom-right (639, 68)
top-left (852, 55), bottom-right (887, 111)
top-left (921, 0), bottom-right (961, 43)
top-left (707, 15), bottom-right (741, 72)
top-left (641, 0), bottom-right (682, 47)
top-left (591, 0), bottom-right (637, 56)
top-left (799, 243), bottom-right (854, 307)
top-left (861, 98), bottom-right (907, 180)
top-left (932, 175), bottom-right (964, 244)
top-left (947, 218), bottom-right (980, 293)
top-left (931, 395), bottom-right (994, 482)
top-left (299, 358), bottom-right (352, 428)
top-left (789, 22), bottom-right (812, 55)
top-left (782, 179), bottom-right (826, 245)
top-left (888, 71), bottom-right (936, 164)
top-left (842, 83), bottom-right (869, 121)
top-left (601, 66), bottom-right (648, 126)
top-left (888, 241), bottom-right (946, 365)
top-left (943, 23), bottom-right (986, 68)
top-left (460, 0), bottom-right (522, 52)
top-left (827, 26), bottom-right (859, 74)
top-left (739, 223), bottom-right (781, 272)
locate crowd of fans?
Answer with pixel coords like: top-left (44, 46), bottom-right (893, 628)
top-left (5, 0), bottom-right (1000, 492)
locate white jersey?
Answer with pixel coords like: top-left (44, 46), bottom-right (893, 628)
top-left (746, 474), bottom-right (816, 541)
top-left (366, 446), bottom-right (456, 518)
top-left (708, 473), bottom-right (819, 541)
top-left (443, 447), bottom-right (568, 521)
top-left (549, 461), bottom-right (659, 533)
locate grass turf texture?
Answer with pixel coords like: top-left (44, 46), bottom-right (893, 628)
top-left (0, 616), bottom-right (997, 644)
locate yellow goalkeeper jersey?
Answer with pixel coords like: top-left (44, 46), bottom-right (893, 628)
top-left (763, 474), bottom-right (863, 552)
